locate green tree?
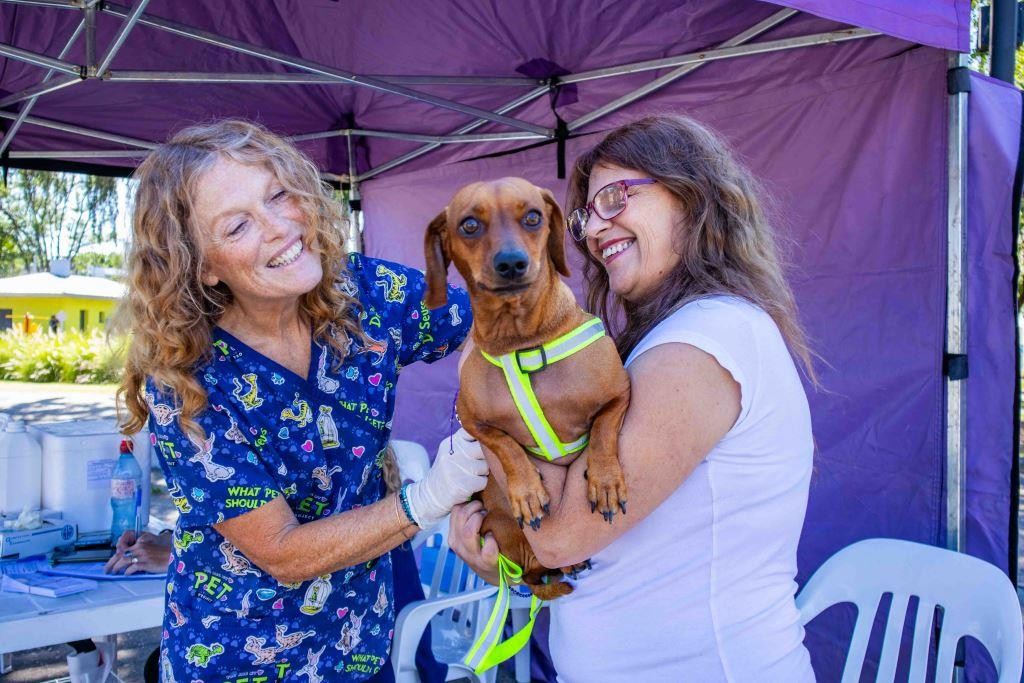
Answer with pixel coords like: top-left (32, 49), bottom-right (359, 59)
top-left (71, 251), bottom-right (124, 276)
top-left (0, 169), bottom-right (118, 275)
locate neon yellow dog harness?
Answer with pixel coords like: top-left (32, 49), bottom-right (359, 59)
top-left (479, 317), bottom-right (606, 460)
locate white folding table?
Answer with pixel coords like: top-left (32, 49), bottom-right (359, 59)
top-left (0, 578), bottom-right (164, 673)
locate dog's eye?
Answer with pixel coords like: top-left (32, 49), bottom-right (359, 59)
top-left (459, 217), bottom-right (482, 236)
top-left (522, 210), bottom-right (542, 228)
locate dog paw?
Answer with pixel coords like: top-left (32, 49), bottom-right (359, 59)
top-left (529, 579), bottom-right (574, 601)
top-left (585, 465), bottom-right (627, 523)
top-left (560, 560), bottom-right (592, 580)
top-left (508, 471), bottom-right (550, 530)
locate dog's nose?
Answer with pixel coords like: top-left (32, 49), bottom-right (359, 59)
top-left (493, 249), bottom-right (530, 280)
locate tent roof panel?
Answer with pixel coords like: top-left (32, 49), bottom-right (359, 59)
top-left (0, 0), bottom-right (967, 178)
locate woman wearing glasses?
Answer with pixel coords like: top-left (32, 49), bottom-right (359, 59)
top-left (450, 115), bottom-right (817, 681)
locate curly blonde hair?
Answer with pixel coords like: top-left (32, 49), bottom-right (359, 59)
top-left (117, 119), bottom-right (365, 437)
top-left (567, 114), bottom-right (816, 381)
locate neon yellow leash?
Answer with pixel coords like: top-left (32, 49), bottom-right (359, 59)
top-left (462, 549), bottom-right (543, 674)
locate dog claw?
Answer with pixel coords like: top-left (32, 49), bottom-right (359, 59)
top-left (583, 469), bottom-right (588, 481)
top-left (602, 510), bottom-right (614, 523)
top-left (542, 503), bottom-right (550, 515)
top-left (590, 501), bottom-right (597, 513)
top-left (529, 518), bottom-right (542, 531)
top-left (619, 501), bottom-right (627, 514)
top-left (516, 516), bottom-right (524, 529)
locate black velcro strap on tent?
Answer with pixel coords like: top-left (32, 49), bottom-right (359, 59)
top-left (947, 67), bottom-right (972, 95)
top-left (943, 353), bottom-right (969, 380)
top-left (555, 117), bottom-right (568, 180)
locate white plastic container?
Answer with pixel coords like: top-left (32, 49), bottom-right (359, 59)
top-left (30, 419), bottom-right (151, 535)
top-left (0, 419), bottom-right (42, 515)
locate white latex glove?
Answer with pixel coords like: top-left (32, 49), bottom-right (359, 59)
top-left (406, 429), bottom-right (488, 529)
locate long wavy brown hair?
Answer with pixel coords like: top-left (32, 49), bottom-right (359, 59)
top-left (566, 114), bottom-right (815, 381)
top-left (117, 119), bottom-right (365, 438)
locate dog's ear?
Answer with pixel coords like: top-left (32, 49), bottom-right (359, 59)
top-left (541, 189), bottom-right (570, 277)
top-left (423, 209), bottom-right (451, 309)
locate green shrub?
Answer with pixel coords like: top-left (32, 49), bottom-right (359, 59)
top-left (0, 328), bottom-right (125, 384)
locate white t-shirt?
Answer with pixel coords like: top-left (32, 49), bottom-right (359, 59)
top-left (548, 296), bottom-right (815, 683)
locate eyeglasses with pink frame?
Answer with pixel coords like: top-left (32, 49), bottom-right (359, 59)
top-left (566, 178), bottom-right (657, 241)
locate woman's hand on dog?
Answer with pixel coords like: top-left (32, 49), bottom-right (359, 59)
top-left (449, 499), bottom-right (501, 586)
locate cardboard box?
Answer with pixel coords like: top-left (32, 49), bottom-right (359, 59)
top-left (0, 519), bottom-right (77, 560)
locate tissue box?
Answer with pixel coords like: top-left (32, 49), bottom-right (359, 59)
top-left (0, 519), bottom-right (77, 560)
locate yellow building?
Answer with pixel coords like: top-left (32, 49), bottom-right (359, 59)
top-left (0, 272), bottom-right (125, 333)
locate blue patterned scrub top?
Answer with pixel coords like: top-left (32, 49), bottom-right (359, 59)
top-left (146, 255), bottom-right (471, 682)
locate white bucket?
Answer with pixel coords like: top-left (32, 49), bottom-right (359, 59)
top-left (0, 419), bottom-right (42, 516)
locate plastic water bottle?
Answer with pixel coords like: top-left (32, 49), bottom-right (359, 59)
top-left (0, 418), bottom-right (42, 516)
top-left (109, 439), bottom-right (142, 545)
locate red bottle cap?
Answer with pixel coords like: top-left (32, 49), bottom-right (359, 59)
top-left (120, 439), bottom-right (133, 454)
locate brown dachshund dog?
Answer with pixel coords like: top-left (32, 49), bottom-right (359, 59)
top-left (424, 177), bottom-right (630, 599)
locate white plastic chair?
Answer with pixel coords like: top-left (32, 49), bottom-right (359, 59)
top-left (796, 538), bottom-right (1024, 683)
top-left (389, 439), bottom-right (538, 683)
top-left (393, 516), bottom-right (499, 683)
top-left (392, 516), bottom-right (540, 683)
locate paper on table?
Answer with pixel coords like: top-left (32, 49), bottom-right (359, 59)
top-left (42, 561), bottom-right (165, 581)
top-left (1, 572), bottom-right (96, 597)
top-left (0, 558), bottom-right (49, 576)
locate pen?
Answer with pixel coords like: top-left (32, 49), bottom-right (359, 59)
top-left (134, 481), bottom-right (142, 539)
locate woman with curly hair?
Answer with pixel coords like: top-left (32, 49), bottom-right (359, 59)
top-left (450, 115), bottom-right (817, 681)
top-left (118, 119), bottom-right (486, 682)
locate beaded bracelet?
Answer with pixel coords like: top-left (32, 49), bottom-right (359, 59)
top-left (393, 494), bottom-right (417, 540)
top-left (398, 483), bottom-right (418, 527)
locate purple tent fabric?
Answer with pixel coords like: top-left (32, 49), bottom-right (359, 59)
top-left (963, 72), bottom-right (1022, 682)
top-left (0, 1), bottom-right (968, 176)
top-left (1, 0), bottom-right (1017, 679)
top-left (781, 0), bottom-right (969, 51)
top-left (966, 71), bottom-right (1020, 574)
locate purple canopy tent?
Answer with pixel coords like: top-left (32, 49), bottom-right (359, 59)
top-left (0, 1), bottom-right (1019, 679)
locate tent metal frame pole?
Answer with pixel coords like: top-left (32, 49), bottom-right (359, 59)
top-left (83, 2), bottom-right (96, 70)
top-left (101, 2), bottom-right (553, 138)
top-left (0, 2), bottom-right (147, 125)
top-left (990, 0), bottom-right (1018, 84)
top-left (290, 128), bottom-right (545, 145)
top-left (0, 73), bottom-right (79, 109)
top-left (105, 71), bottom-right (539, 87)
top-left (0, 19), bottom-right (83, 155)
top-left (0, 0), bottom-right (81, 7)
top-left (569, 8), bottom-right (797, 132)
top-left (0, 42), bottom-right (80, 75)
top-left (561, 27), bottom-right (878, 85)
top-left (359, 85), bottom-right (550, 181)
top-left (6, 149), bottom-right (148, 158)
top-left (0, 109), bottom-right (154, 149)
top-left (94, 0), bottom-right (149, 77)
top-left (345, 131), bottom-right (364, 254)
top-left (945, 51), bottom-right (969, 554)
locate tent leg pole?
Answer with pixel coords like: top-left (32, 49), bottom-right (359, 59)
top-left (945, 51), bottom-right (969, 557)
top-left (990, 0), bottom-right (1019, 84)
top-left (345, 132), bottom-right (364, 255)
